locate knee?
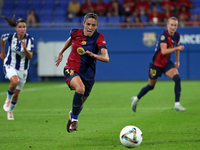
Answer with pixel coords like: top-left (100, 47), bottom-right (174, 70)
top-left (173, 74), bottom-right (181, 83)
top-left (76, 85), bottom-right (85, 95)
top-left (149, 84), bottom-right (155, 90)
top-left (10, 78), bottom-right (19, 87)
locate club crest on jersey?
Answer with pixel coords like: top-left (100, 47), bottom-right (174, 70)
top-left (82, 41), bottom-right (87, 45)
top-left (143, 32), bottom-right (156, 47)
top-left (77, 47), bottom-right (85, 55)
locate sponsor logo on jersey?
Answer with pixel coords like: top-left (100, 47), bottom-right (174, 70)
top-left (77, 47), bottom-right (85, 55)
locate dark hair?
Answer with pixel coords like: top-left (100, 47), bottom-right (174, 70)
top-left (84, 13), bottom-right (99, 23)
top-left (2, 15), bottom-right (26, 27)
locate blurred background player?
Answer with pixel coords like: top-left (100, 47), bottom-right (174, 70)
top-left (55, 13), bottom-right (109, 132)
top-left (0, 15), bottom-right (34, 120)
top-left (131, 17), bottom-right (186, 112)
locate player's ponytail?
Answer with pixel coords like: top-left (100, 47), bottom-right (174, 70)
top-left (2, 15), bottom-right (26, 27)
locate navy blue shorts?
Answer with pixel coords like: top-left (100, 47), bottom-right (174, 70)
top-left (63, 68), bottom-right (94, 97)
top-left (148, 61), bottom-right (175, 79)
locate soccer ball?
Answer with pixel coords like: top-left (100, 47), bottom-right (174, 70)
top-left (120, 125), bottom-right (143, 148)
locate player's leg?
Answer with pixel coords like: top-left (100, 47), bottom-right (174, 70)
top-left (3, 66), bottom-right (19, 112)
top-left (131, 64), bottom-right (160, 112)
top-left (131, 78), bottom-right (157, 112)
top-left (165, 68), bottom-right (186, 111)
top-left (70, 75), bottom-right (85, 121)
top-left (66, 75), bottom-right (84, 132)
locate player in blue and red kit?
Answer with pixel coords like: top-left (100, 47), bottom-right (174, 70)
top-left (55, 13), bottom-right (109, 132)
top-left (131, 17), bottom-right (186, 112)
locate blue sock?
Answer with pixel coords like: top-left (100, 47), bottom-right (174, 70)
top-left (172, 75), bottom-right (181, 102)
top-left (71, 92), bottom-right (83, 120)
top-left (11, 100), bottom-right (17, 105)
top-left (7, 89), bottom-right (15, 100)
top-left (137, 84), bottom-right (154, 99)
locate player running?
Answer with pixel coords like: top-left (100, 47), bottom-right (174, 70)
top-left (0, 15), bottom-right (34, 120)
top-left (55, 13), bottom-right (109, 132)
top-left (131, 17), bottom-right (186, 112)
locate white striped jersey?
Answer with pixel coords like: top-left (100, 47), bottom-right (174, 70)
top-left (3, 32), bottom-right (34, 70)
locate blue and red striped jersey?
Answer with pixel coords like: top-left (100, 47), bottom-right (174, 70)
top-left (152, 30), bottom-right (180, 67)
top-left (65, 29), bottom-right (107, 81)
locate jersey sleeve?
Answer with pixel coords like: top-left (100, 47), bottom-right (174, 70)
top-left (96, 33), bottom-right (107, 50)
top-left (27, 36), bottom-right (34, 52)
top-left (159, 32), bottom-right (168, 44)
top-left (2, 33), bottom-right (13, 42)
top-left (69, 29), bottom-right (79, 38)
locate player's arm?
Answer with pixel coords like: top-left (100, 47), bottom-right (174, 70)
top-left (21, 39), bottom-right (33, 59)
top-left (55, 37), bottom-right (72, 66)
top-left (0, 35), bottom-right (6, 61)
top-left (160, 43), bottom-right (184, 55)
top-left (85, 48), bottom-right (109, 63)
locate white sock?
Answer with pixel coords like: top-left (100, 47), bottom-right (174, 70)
top-left (175, 102), bottom-right (180, 106)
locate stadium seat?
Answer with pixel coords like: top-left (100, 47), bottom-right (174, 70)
top-left (29, 0), bottom-right (42, 9)
top-left (140, 15), bottom-right (148, 22)
top-left (15, 0), bottom-right (30, 8)
top-left (70, 16), bottom-right (81, 23)
top-left (1, 8), bottom-right (14, 17)
top-left (39, 16), bottom-right (53, 27)
top-left (108, 16), bottom-right (120, 23)
top-left (43, 0), bottom-right (55, 7)
top-left (14, 7), bottom-right (28, 19)
top-left (55, 7), bottom-right (66, 17)
top-left (56, 0), bottom-right (68, 8)
top-left (41, 9), bottom-right (54, 17)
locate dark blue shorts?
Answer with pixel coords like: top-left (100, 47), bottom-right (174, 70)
top-left (148, 61), bottom-right (175, 79)
top-left (63, 68), bottom-right (94, 97)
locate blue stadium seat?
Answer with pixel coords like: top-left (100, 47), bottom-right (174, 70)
top-left (108, 16), bottom-right (120, 23)
top-left (39, 16), bottom-right (53, 27)
top-left (29, 0), bottom-right (42, 9)
top-left (190, 7), bottom-right (200, 14)
top-left (14, 7), bottom-right (28, 19)
top-left (70, 16), bottom-right (81, 23)
top-left (43, 0), bottom-right (55, 7)
top-left (53, 16), bottom-right (66, 23)
top-left (56, 0), bottom-right (68, 8)
top-left (1, 8), bottom-right (14, 17)
top-left (55, 7), bottom-right (66, 16)
top-left (16, 0), bottom-right (30, 8)
top-left (3, 0), bottom-right (16, 8)
top-left (41, 9), bottom-right (54, 17)
top-left (140, 15), bottom-right (148, 22)
top-left (99, 16), bottom-right (107, 23)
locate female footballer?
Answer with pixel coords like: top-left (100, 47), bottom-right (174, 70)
top-left (55, 13), bottom-right (109, 132)
top-left (131, 17), bottom-right (186, 112)
top-left (0, 15), bottom-right (34, 120)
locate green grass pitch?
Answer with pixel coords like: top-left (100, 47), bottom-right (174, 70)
top-left (0, 81), bottom-right (200, 150)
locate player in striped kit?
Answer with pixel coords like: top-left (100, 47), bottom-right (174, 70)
top-left (0, 15), bottom-right (34, 120)
top-left (131, 17), bottom-right (186, 112)
top-left (55, 13), bottom-right (109, 132)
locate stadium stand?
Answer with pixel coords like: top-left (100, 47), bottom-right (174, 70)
top-left (0, 0), bottom-right (198, 28)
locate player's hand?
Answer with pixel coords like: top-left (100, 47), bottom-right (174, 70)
top-left (175, 61), bottom-right (180, 68)
top-left (85, 50), bottom-right (96, 58)
top-left (0, 53), bottom-right (6, 61)
top-left (178, 45), bottom-right (184, 51)
top-left (55, 54), bottom-right (63, 66)
top-left (21, 39), bottom-right (26, 49)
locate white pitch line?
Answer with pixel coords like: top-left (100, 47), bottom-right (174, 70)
top-left (0, 84), bottom-right (67, 96)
